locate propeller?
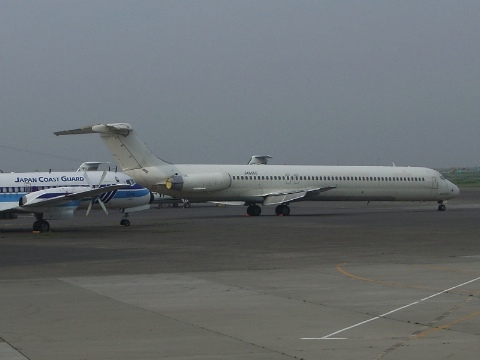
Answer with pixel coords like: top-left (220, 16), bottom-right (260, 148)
top-left (85, 171), bottom-right (109, 216)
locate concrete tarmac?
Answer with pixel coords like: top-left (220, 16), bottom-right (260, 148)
top-left (0, 189), bottom-right (479, 359)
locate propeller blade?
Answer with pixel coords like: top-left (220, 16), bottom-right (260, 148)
top-left (98, 170), bottom-right (107, 186)
top-left (83, 171), bottom-right (93, 187)
top-left (98, 198), bottom-right (108, 215)
top-left (86, 199), bottom-right (93, 216)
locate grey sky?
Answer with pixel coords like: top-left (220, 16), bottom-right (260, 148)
top-left (1, 1), bottom-right (479, 172)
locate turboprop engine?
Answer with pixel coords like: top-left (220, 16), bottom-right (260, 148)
top-left (165, 172), bottom-right (231, 192)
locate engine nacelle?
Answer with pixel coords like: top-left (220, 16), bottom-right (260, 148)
top-left (165, 172), bottom-right (231, 192)
top-left (19, 187), bottom-right (81, 206)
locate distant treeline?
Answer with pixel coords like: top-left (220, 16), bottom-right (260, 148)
top-left (441, 170), bottom-right (480, 187)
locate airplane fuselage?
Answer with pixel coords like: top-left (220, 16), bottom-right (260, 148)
top-left (0, 171), bottom-right (151, 215)
top-left (126, 164), bottom-right (458, 203)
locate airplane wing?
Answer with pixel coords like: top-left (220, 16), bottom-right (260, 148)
top-left (0, 203), bottom-right (17, 213)
top-left (262, 186), bottom-right (336, 206)
top-left (19, 184), bottom-right (128, 208)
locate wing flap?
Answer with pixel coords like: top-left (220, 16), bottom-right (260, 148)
top-left (262, 186), bottom-right (336, 206)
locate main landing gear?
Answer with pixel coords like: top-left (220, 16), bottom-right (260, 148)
top-left (275, 204), bottom-right (290, 216)
top-left (246, 203), bottom-right (291, 216)
top-left (437, 201), bottom-right (447, 211)
top-left (32, 219), bottom-right (50, 232)
top-left (120, 213), bottom-right (131, 226)
top-left (246, 204), bottom-right (262, 216)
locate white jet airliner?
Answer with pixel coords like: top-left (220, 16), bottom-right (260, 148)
top-left (0, 169), bottom-right (153, 231)
top-left (55, 123), bottom-right (460, 216)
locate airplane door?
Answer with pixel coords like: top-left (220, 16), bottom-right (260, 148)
top-left (293, 174), bottom-right (300, 184)
top-left (431, 177), bottom-right (438, 189)
top-left (285, 174), bottom-right (291, 184)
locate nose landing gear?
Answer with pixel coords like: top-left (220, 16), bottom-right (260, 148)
top-left (437, 201), bottom-right (446, 211)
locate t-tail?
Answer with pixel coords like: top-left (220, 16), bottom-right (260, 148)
top-left (55, 123), bottom-right (169, 172)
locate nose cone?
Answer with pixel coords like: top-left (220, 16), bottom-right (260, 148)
top-left (447, 180), bottom-right (460, 198)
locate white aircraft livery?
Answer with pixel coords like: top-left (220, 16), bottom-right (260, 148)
top-left (55, 123), bottom-right (460, 216)
top-left (0, 169), bottom-right (153, 231)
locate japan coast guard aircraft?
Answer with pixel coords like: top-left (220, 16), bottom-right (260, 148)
top-left (54, 123), bottom-right (460, 216)
top-left (0, 167), bottom-right (153, 231)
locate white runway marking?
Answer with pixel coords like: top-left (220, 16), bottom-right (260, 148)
top-left (302, 275), bottom-right (480, 340)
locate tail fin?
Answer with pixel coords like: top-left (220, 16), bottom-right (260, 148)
top-left (55, 123), bottom-right (169, 171)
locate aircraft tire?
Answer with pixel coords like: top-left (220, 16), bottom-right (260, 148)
top-left (275, 205), bottom-right (290, 216)
top-left (120, 219), bottom-right (131, 226)
top-left (438, 204), bottom-right (446, 211)
top-left (247, 204), bottom-right (261, 216)
top-left (39, 220), bottom-right (50, 232)
top-left (33, 221), bottom-right (41, 232)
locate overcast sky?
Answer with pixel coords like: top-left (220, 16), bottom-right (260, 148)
top-left (1, 1), bottom-right (479, 172)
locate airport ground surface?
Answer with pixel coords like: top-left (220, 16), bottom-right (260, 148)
top-left (1, 189), bottom-right (479, 359)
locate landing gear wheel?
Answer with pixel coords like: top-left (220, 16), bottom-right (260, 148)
top-left (437, 201), bottom-right (446, 211)
top-left (39, 220), bottom-right (50, 232)
top-left (275, 204), bottom-right (290, 216)
top-left (33, 220), bottom-right (50, 232)
top-left (184, 202), bottom-right (191, 208)
top-left (120, 219), bottom-right (131, 226)
top-left (246, 204), bottom-right (262, 216)
top-left (33, 221), bottom-right (41, 232)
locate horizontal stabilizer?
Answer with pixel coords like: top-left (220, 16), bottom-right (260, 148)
top-left (55, 123), bottom-right (168, 170)
top-left (54, 123), bottom-right (133, 136)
